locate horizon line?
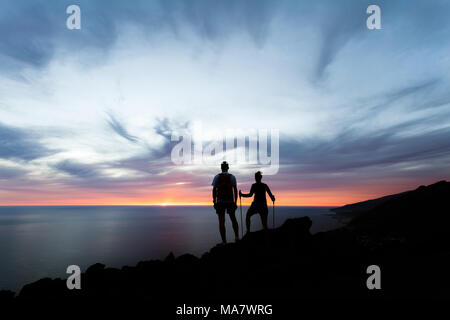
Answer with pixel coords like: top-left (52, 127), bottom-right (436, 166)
top-left (0, 203), bottom-right (339, 208)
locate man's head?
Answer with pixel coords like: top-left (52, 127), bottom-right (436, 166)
top-left (255, 171), bottom-right (262, 182)
top-left (221, 161), bottom-right (229, 172)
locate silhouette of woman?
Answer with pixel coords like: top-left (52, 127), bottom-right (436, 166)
top-left (239, 171), bottom-right (275, 234)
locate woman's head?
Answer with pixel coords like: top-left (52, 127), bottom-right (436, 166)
top-left (255, 171), bottom-right (262, 182)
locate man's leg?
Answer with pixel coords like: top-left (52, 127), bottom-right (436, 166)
top-left (217, 211), bottom-right (227, 244)
top-left (228, 211), bottom-right (240, 241)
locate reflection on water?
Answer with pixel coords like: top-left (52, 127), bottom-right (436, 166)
top-left (0, 206), bottom-right (342, 291)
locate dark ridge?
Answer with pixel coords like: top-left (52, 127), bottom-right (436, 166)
top-left (331, 191), bottom-right (410, 216)
top-left (349, 180), bottom-right (450, 236)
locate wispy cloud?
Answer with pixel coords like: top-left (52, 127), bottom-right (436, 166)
top-left (0, 122), bottom-right (57, 161)
top-left (313, 1), bottom-right (365, 82)
top-left (53, 159), bottom-right (99, 179)
top-left (0, 165), bottom-right (27, 179)
top-left (280, 117), bottom-right (450, 174)
top-left (0, 0), bottom-right (280, 76)
top-left (106, 112), bottom-right (139, 143)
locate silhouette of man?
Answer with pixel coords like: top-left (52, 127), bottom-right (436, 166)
top-left (239, 171), bottom-right (275, 234)
top-left (212, 161), bottom-right (239, 244)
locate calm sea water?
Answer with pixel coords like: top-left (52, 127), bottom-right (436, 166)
top-left (0, 206), bottom-right (341, 292)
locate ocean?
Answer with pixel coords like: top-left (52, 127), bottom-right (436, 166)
top-left (0, 206), bottom-right (342, 292)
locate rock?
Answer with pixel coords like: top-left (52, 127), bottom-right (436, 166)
top-left (164, 252), bottom-right (175, 263)
top-left (19, 278), bottom-right (66, 298)
top-left (0, 290), bottom-right (15, 301)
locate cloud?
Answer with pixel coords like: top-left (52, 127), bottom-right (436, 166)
top-left (0, 165), bottom-right (27, 179)
top-left (313, 1), bottom-right (366, 81)
top-left (151, 117), bottom-right (189, 159)
top-left (104, 117), bottom-right (189, 176)
top-left (106, 112), bottom-right (139, 143)
top-left (0, 2), bottom-right (56, 68)
top-left (48, 117), bottom-right (188, 188)
top-left (0, 122), bottom-right (57, 161)
top-left (371, 78), bottom-right (442, 111)
top-left (275, 79), bottom-right (450, 178)
top-left (0, 0), bottom-right (279, 76)
top-left (352, 79), bottom-right (445, 122)
top-left (53, 159), bottom-right (98, 178)
top-left (162, 0), bottom-right (276, 46)
top-left (279, 121), bottom-right (450, 175)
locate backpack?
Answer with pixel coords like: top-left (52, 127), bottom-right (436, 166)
top-left (216, 173), bottom-right (233, 202)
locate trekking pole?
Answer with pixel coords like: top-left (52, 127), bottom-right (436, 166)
top-left (272, 200), bottom-right (275, 229)
top-left (239, 195), bottom-right (243, 238)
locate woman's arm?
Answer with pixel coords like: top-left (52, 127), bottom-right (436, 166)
top-left (239, 185), bottom-right (254, 198)
top-left (266, 184), bottom-right (275, 202)
top-left (239, 190), bottom-right (253, 197)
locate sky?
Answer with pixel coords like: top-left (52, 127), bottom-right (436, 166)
top-left (1, 0), bottom-right (450, 206)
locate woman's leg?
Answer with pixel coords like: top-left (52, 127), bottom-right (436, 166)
top-left (245, 205), bottom-right (257, 234)
top-left (260, 213), bottom-right (268, 231)
top-left (260, 205), bottom-right (269, 230)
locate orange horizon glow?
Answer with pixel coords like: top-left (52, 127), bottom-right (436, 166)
top-left (0, 178), bottom-right (438, 207)
top-left (0, 191), bottom-right (363, 207)
top-left (0, 189), bottom-right (405, 207)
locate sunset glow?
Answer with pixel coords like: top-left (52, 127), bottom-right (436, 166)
top-left (1, 1), bottom-right (449, 207)
top-left (0, 177), bottom-right (439, 207)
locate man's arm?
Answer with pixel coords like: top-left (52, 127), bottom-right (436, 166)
top-left (232, 176), bottom-right (238, 204)
top-left (211, 175), bottom-right (217, 204)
